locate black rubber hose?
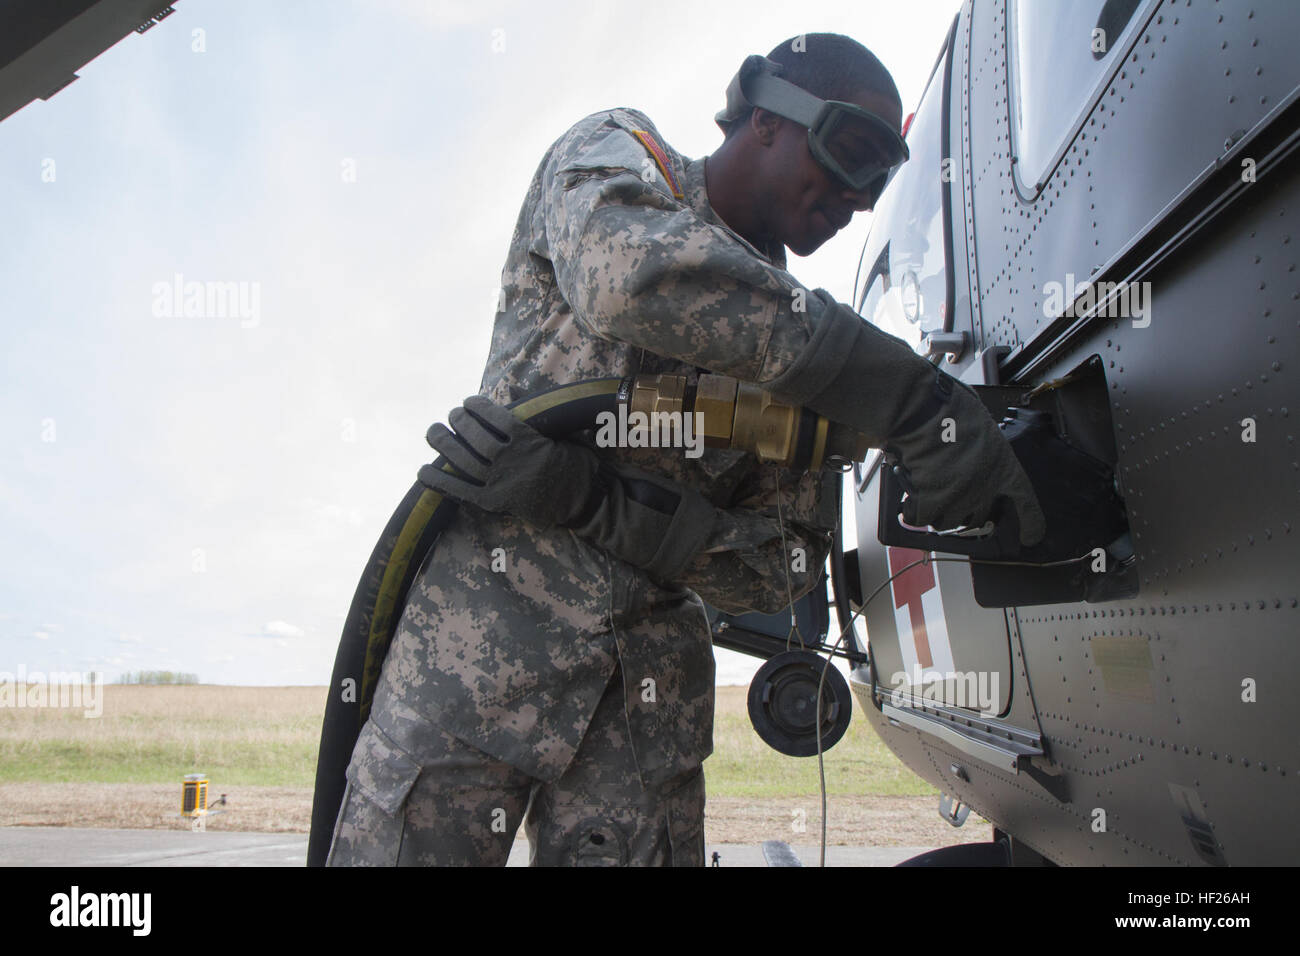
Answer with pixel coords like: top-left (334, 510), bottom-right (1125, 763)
top-left (307, 378), bottom-right (624, 867)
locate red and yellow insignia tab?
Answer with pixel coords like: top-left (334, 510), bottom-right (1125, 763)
top-left (632, 129), bottom-right (684, 199)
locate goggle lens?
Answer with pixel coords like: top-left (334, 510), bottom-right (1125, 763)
top-left (811, 104), bottom-right (908, 198)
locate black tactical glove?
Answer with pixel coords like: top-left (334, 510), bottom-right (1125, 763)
top-left (766, 291), bottom-right (1046, 546)
top-left (420, 396), bottom-right (599, 529)
top-left (419, 396), bottom-right (717, 582)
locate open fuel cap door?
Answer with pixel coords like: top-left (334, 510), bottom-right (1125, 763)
top-left (876, 355), bottom-right (1137, 607)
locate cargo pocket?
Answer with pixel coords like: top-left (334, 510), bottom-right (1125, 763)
top-left (574, 817), bottom-right (629, 867)
top-left (326, 720), bottom-right (423, 866)
top-left (664, 766), bottom-right (706, 868)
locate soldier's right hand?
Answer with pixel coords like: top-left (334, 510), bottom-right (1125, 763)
top-left (764, 291), bottom-right (1045, 548)
top-left (884, 373), bottom-right (1046, 547)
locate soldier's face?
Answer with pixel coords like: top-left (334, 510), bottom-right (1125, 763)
top-left (762, 89), bottom-right (903, 256)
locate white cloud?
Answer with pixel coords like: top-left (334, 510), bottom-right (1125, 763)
top-left (379, 0), bottom-right (509, 30)
top-left (263, 620), bottom-right (305, 639)
top-left (297, 497), bottom-right (364, 528)
top-left (81, 656), bottom-right (128, 669)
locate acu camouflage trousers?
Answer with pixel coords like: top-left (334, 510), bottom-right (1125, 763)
top-left (325, 662), bottom-right (707, 867)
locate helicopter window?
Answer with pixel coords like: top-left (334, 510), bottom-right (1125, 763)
top-left (1009, 0), bottom-right (1150, 189)
top-left (852, 57), bottom-right (949, 488)
top-left (853, 53), bottom-right (948, 356)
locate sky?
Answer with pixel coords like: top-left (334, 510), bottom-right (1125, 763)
top-left (0, 0), bottom-right (961, 686)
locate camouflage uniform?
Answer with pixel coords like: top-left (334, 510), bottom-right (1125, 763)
top-left (327, 107), bottom-right (841, 866)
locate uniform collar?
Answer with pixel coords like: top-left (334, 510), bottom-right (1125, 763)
top-left (683, 157), bottom-right (788, 270)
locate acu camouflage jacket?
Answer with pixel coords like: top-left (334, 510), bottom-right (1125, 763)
top-left (374, 107), bottom-right (843, 790)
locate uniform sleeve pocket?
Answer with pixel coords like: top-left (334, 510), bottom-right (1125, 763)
top-left (344, 720), bottom-right (423, 816)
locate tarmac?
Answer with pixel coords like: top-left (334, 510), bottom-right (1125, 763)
top-left (0, 827), bottom-right (932, 867)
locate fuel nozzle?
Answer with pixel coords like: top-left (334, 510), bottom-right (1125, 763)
top-left (620, 373), bottom-right (869, 470)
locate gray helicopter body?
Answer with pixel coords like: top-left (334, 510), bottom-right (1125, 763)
top-left (844, 0), bottom-right (1300, 866)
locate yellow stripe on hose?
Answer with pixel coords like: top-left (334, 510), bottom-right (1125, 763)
top-left (508, 378), bottom-right (622, 420)
top-left (360, 484), bottom-right (445, 720)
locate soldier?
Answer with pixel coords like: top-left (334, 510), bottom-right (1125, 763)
top-left (326, 33), bottom-right (1043, 866)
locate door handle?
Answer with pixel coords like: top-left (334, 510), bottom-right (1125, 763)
top-left (921, 330), bottom-right (968, 361)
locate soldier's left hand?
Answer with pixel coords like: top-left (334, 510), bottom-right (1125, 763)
top-left (419, 395), bottom-right (599, 529)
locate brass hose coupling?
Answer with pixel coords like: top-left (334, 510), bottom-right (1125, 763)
top-left (619, 373), bottom-right (868, 470)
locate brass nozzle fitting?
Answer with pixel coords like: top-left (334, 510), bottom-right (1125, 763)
top-left (622, 373), bottom-right (869, 470)
top-left (629, 373), bottom-right (686, 420)
top-left (731, 380), bottom-right (800, 466)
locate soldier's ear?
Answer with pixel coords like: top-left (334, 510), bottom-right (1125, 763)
top-left (750, 107), bottom-right (783, 146)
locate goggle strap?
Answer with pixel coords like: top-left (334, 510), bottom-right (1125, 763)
top-left (735, 56), bottom-right (908, 163)
top-left (738, 61), bottom-right (825, 129)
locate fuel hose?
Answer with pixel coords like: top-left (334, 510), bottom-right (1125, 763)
top-left (307, 378), bottom-right (624, 866)
top-left (307, 374), bottom-right (866, 866)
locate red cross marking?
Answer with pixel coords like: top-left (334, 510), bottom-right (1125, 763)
top-left (888, 546), bottom-right (935, 669)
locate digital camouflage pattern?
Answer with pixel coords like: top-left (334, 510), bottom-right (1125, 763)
top-left (335, 108), bottom-right (842, 861)
top-left (328, 664), bottom-right (705, 865)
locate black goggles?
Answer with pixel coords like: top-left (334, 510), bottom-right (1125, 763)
top-left (719, 55), bottom-right (910, 198)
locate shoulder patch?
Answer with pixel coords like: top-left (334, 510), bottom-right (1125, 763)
top-left (631, 129), bottom-right (684, 199)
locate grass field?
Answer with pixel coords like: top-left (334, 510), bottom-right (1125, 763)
top-left (0, 684), bottom-right (990, 846)
top-left (0, 684), bottom-right (936, 796)
top-left (0, 685), bottom-right (326, 787)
